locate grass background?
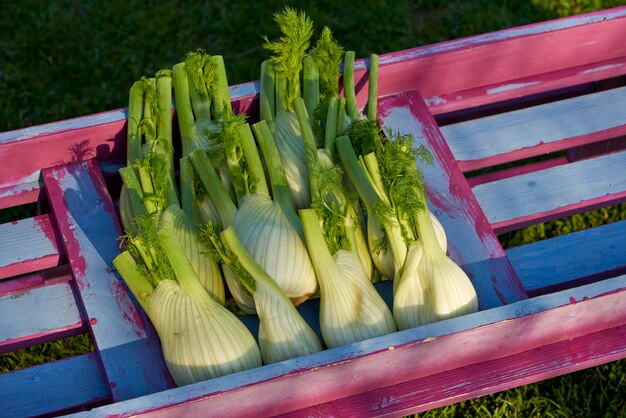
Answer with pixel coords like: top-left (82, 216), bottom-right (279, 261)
top-left (2, 0), bottom-right (626, 416)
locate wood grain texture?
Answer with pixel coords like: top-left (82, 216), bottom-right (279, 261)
top-left (282, 324), bottom-right (626, 417)
top-left (66, 275), bottom-right (626, 418)
top-left (439, 86), bottom-right (626, 170)
top-left (506, 220), bottom-right (626, 296)
top-left (424, 56), bottom-right (626, 118)
top-left (0, 214), bottom-right (63, 280)
top-left (378, 90), bottom-right (527, 309)
top-left (0, 281), bottom-right (84, 354)
top-left (0, 352), bottom-right (110, 417)
top-left (42, 159), bottom-right (174, 401)
top-left (473, 148), bottom-right (626, 233)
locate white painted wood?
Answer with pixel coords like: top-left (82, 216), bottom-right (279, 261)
top-left (0, 216), bottom-right (57, 273)
top-left (0, 282), bottom-right (82, 348)
top-left (439, 86), bottom-right (626, 163)
top-left (472, 148), bottom-right (626, 226)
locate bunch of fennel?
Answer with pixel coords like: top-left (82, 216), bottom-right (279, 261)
top-left (188, 109), bottom-right (317, 312)
top-left (172, 49), bottom-right (236, 224)
top-left (336, 128), bottom-right (478, 331)
top-left (291, 95), bottom-right (395, 347)
top-left (118, 69), bottom-right (225, 305)
top-left (118, 71), bottom-right (178, 233)
top-left (188, 108), bottom-right (322, 363)
top-left (113, 212), bottom-right (261, 386)
top-left (199, 222), bottom-right (322, 364)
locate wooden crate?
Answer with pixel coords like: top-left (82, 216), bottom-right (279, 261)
top-left (2, 6), bottom-right (626, 417)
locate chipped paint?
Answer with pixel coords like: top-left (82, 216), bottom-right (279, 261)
top-left (0, 109), bottom-right (128, 145)
top-left (379, 8), bottom-right (626, 66)
top-left (487, 81), bottom-right (540, 94)
top-left (425, 96), bottom-right (447, 106)
top-left (581, 63), bottom-right (625, 74)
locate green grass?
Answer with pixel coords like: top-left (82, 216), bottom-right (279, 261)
top-left (2, 0), bottom-right (626, 415)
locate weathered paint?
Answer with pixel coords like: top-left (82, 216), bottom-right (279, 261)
top-left (0, 281), bottom-right (84, 353)
top-left (506, 220), bottom-right (626, 296)
top-left (0, 214), bottom-right (62, 280)
top-left (472, 148), bottom-right (626, 233)
top-left (282, 324), bottom-right (626, 417)
top-left (440, 86), bottom-right (626, 170)
top-left (42, 159), bottom-right (174, 401)
top-left (67, 275), bottom-right (626, 418)
top-left (486, 81), bottom-right (540, 94)
top-left (0, 352), bottom-right (110, 417)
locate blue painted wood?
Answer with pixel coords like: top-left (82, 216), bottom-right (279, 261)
top-left (439, 86), bottom-right (626, 164)
top-left (42, 159), bottom-right (174, 401)
top-left (67, 274), bottom-right (626, 418)
top-left (472, 148), bottom-right (626, 229)
top-left (0, 353), bottom-right (109, 417)
top-left (506, 220), bottom-right (626, 295)
top-left (0, 282), bottom-right (83, 353)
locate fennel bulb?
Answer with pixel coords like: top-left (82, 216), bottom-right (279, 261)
top-left (234, 193), bottom-right (317, 305)
top-left (160, 204), bottom-right (225, 305)
top-left (394, 209), bottom-right (478, 330)
top-left (113, 222), bottom-right (262, 386)
top-left (300, 208), bottom-right (396, 348)
top-left (221, 226), bottom-right (322, 364)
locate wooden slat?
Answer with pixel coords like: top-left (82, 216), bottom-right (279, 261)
top-left (42, 159), bottom-right (174, 401)
top-left (66, 274), bottom-right (626, 418)
top-left (2, 9), bottom-right (626, 194)
top-left (506, 220), bottom-right (626, 296)
top-left (0, 353), bottom-right (110, 417)
top-left (465, 155), bottom-right (570, 187)
top-left (0, 281), bottom-right (84, 354)
top-left (369, 8), bottom-right (626, 115)
top-left (0, 178), bottom-right (42, 210)
top-left (439, 86), bottom-right (626, 171)
top-left (427, 56), bottom-right (626, 118)
top-left (378, 91), bottom-right (527, 309)
top-left (0, 268), bottom-right (71, 297)
top-left (0, 214), bottom-right (62, 280)
top-left (472, 149), bottom-right (626, 233)
top-left (282, 324), bottom-right (626, 417)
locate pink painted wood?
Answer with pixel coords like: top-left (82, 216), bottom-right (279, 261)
top-left (42, 159), bottom-right (175, 401)
top-left (282, 324), bottom-right (626, 417)
top-left (68, 275), bottom-right (626, 418)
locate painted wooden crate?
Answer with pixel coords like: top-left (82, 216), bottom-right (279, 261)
top-left (2, 6), bottom-right (626, 417)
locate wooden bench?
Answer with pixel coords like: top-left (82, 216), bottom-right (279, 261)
top-left (1, 7), bottom-right (626, 417)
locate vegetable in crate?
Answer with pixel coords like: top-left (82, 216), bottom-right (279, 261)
top-left (172, 50), bottom-right (236, 224)
top-left (191, 118), bottom-right (322, 362)
top-left (119, 69), bottom-right (225, 305)
top-left (189, 116), bottom-right (318, 310)
top-left (260, 7), bottom-right (315, 210)
top-left (205, 224), bottom-right (323, 364)
top-left (113, 213), bottom-right (262, 386)
top-left (336, 127), bottom-right (478, 330)
top-left (293, 96), bottom-right (395, 347)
